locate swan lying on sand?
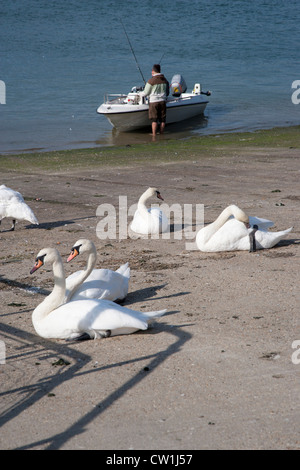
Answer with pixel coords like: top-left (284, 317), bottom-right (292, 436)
top-left (30, 247), bottom-right (166, 340)
top-left (130, 187), bottom-right (168, 235)
top-left (65, 239), bottom-right (130, 303)
top-left (196, 205), bottom-right (292, 252)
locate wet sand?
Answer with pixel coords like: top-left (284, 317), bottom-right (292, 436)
top-left (0, 137), bottom-right (299, 450)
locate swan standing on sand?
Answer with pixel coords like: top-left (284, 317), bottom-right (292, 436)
top-left (30, 247), bottom-right (166, 340)
top-left (0, 185), bottom-right (38, 231)
top-left (196, 205), bottom-right (293, 252)
top-left (65, 239), bottom-right (130, 303)
top-left (130, 187), bottom-right (168, 235)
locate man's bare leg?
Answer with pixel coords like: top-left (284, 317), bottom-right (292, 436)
top-left (152, 121), bottom-right (158, 136)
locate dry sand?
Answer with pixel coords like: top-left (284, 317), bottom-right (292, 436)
top-left (0, 145), bottom-right (299, 450)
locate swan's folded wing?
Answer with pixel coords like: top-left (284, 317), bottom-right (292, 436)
top-left (254, 226), bottom-right (293, 249)
top-left (68, 269), bottom-right (129, 301)
top-left (73, 299), bottom-right (150, 331)
top-left (116, 262), bottom-right (130, 279)
top-left (130, 210), bottom-right (148, 234)
top-left (0, 186), bottom-right (24, 203)
top-left (4, 202), bottom-right (38, 224)
top-left (249, 216), bottom-right (274, 229)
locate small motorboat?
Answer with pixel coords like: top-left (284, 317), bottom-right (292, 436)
top-left (97, 74), bottom-right (211, 132)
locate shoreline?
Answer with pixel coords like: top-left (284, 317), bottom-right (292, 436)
top-left (1, 125), bottom-right (299, 173)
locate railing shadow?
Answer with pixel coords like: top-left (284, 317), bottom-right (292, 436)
top-left (0, 316), bottom-right (192, 450)
top-left (0, 275), bottom-right (49, 297)
top-left (0, 323), bottom-right (91, 426)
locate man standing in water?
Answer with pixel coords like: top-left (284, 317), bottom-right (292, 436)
top-left (143, 64), bottom-right (169, 137)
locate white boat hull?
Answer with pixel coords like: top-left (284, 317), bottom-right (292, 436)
top-left (97, 91), bottom-right (209, 132)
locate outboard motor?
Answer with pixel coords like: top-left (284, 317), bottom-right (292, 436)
top-left (170, 74), bottom-right (187, 97)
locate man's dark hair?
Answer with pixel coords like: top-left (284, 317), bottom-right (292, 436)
top-left (152, 64), bottom-right (161, 73)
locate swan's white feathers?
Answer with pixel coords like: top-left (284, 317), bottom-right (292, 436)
top-left (250, 225), bottom-right (293, 249)
top-left (34, 298), bottom-right (166, 340)
top-left (31, 247), bottom-right (166, 340)
top-left (130, 187), bottom-right (168, 235)
top-left (131, 207), bottom-right (168, 235)
top-left (196, 205), bottom-right (292, 252)
top-left (65, 263), bottom-right (130, 302)
top-left (248, 216), bottom-right (274, 230)
top-left (0, 185), bottom-right (38, 226)
top-left (65, 239), bottom-right (130, 302)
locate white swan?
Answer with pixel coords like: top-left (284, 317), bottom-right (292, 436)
top-left (30, 247), bottom-right (166, 340)
top-left (196, 204), bottom-right (293, 252)
top-left (64, 239), bottom-right (130, 303)
top-left (130, 187), bottom-right (168, 235)
top-left (0, 185), bottom-right (38, 231)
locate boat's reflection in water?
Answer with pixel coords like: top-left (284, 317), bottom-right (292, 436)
top-left (95, 114), bottom-right (209, 148)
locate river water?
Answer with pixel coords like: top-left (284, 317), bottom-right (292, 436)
top-left (0, 0), bottom-right (299, 153)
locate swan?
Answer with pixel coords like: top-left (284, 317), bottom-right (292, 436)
top-left (30, 247), bottom-right (167, 340)
top-left (196, 204), bottom-right (293, 252)
top-left (0, 185), bottom-right (38, 231)
top-left (64, 238), bottom-right (130, 303)
top-left (130, 187), bottom-right (168, 235)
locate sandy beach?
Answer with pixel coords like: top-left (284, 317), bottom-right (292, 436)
top-left (0, 129), bottom-right (299, 450)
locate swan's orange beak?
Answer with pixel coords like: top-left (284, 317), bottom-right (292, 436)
top-left (156, 191), bottom-right (164, 201)
top-left (30, 258), bottom-right (44, 274)
top-left (67, 247), bottom-right (79, 263)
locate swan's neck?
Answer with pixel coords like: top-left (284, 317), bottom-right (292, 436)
top-left (202, 205), bottom-right (247, 241)
top-left (138, 191), bottom-right (153, 218)
top-left (32, 258), bottom-right (66, 323)
top-left (210, 206), bottom-right (235, 230)
top-left (66, 248), bottom-right (97, 301)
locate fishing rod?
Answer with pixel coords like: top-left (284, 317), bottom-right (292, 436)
top-left (158, 52), bottom-right (165, 65)
top-left (119, 18), bottom-right (146, 84)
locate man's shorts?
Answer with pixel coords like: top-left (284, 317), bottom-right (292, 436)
top-left (149, 101), bottom-right (167, 122)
